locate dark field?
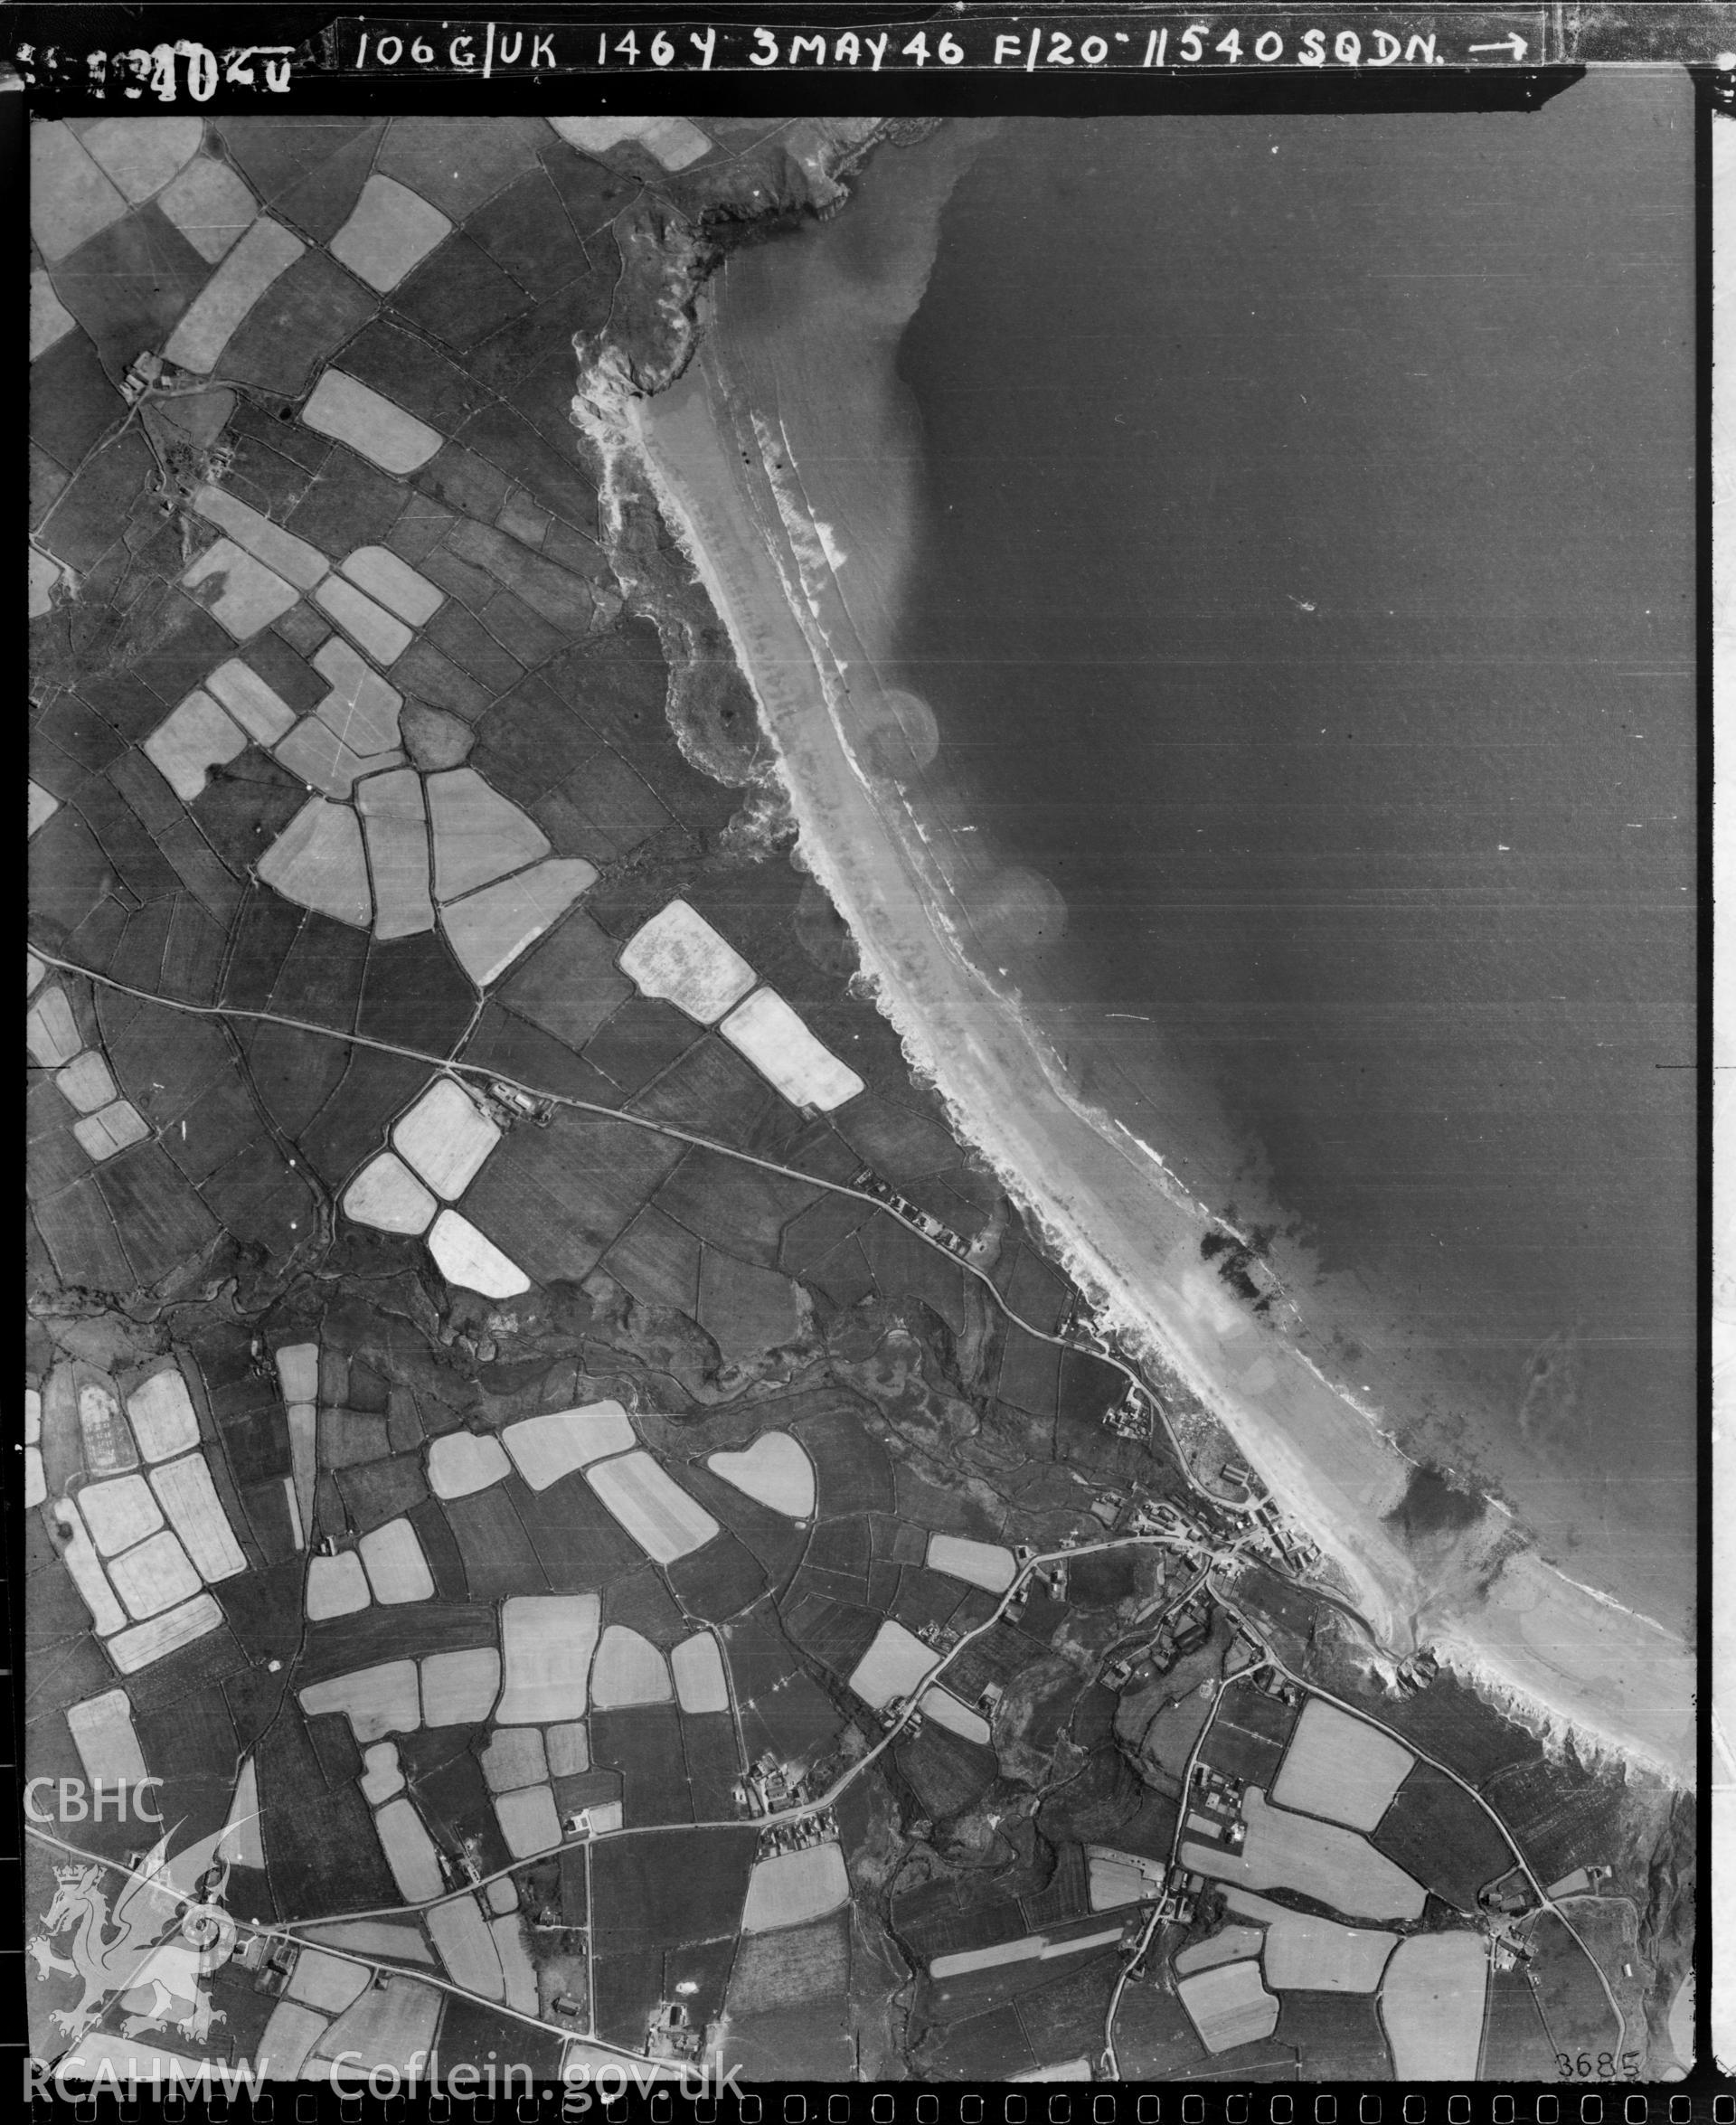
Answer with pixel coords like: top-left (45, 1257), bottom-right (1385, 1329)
top-left (1372, 1760), bottom-right (1516, 1912)
top-left (1275, 1990), bottom-right (1392, 2080)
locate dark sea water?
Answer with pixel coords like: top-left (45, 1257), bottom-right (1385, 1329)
top-left (873, 88), bottom-right (1695, 1614)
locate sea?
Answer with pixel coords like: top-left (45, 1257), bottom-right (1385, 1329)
top-left (706, 77), bottom-right (1696, 1631)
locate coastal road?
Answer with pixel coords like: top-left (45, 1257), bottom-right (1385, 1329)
top-left (29, 948), bottom-right (1269, 1527)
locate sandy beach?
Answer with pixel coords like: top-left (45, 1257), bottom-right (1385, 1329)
top-left (588, 337), bottom-right (1697, 1790)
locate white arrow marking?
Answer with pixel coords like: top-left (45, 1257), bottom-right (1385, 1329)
top-left (1468, 34), bottom-right (1528, 58)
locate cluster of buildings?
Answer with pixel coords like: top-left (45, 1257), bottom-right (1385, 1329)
top-left (1103, 1384), bottom-right (1154, 1441)
top-left (251, 1934), bottom-right (302, 1995)
top-left (646, 1992), bottom-right (711, 2063)
top-left (1103, 1591), bottom-right (1214, 1694)
top-left (754, 1809), bottom-right (837, 1863)
top-left (483, 1080), bottom-right (556, 1129)
top-left (439, 1833), bottom-right (489, 1886)
top-left (731, 1753), bottom-right (806, 1818)
top-left (846, 1167), bottom-right (973, 1258)
top-left (1238, 1497), bottom-right (1322, 1573)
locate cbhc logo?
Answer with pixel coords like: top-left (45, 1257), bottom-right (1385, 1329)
top-left (24, 1779), bottom-right (165, 1824)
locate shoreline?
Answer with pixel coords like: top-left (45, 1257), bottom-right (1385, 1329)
top-left (580, 335), bottom-right (1694, 1790)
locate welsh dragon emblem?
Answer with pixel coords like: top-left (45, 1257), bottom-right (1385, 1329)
top-left (29, 1824), bottom-right (240, 2046)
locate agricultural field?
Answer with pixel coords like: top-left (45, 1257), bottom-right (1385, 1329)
top-left (24, 102), bottom-right (1687, 2094)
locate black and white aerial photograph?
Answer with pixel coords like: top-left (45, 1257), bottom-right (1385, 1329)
top-left (21, 1), bottom-right (1717, 2101)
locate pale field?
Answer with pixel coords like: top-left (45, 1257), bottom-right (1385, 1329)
top-left (259, 798), bottom-right (372, 927)
top-left (719, 986), bottom-right (865, 1111)
top-left (491, 1912), bottom-right (539, 2015)
top-left (306, 1550), bottom-right (370, 1620)
top-left (273, 1343), bottom-right (320, 1406)
top-left (151, 1451), bottom-right (248, 1581)
top-left (546, 1718), bottom-right (590, 1775)
top-left (480, 1725), bottom-right (549, 1793)
top-left (27, 987), bottom-right (80, 1068)
top-left (52, 1498), bottom-right (126, 1635)
top-left (108, 1527), bottom-right (202, 1620)
top-left (505, 1402), bottom-right (637, 1489)
top-left (73, 1100), bottom-right (149, 1161)
top-left (314, 637), bottom-right (403, 754)
top-left (620, 897), bottom-right (757, 1023)
top-left (79, 1473), bottom-right (163, 1555)
top-left (1087, 1856), bottom-right (1153, 1911)
top-left (315, 574), bottom-right (412, 665)
top-left (300, 1658), bottom-right (420, 1742)
top-left (1378, 1931), bottom-right (1488, 2082)
top-left (672, 1632), bottom-right (731, 1714)
top-left (181, 537), bottom-right (298, 638)
top-left (428, 1208), bottom-right (530, 1299)
top-left (1269, 1699), bottom-right (1415, 1832)
top-left (65, 1687), bottom-right (148, 1785)
top-left (429, 767), bottom-right (550, 902)
top-left (342, 545), bottom-right (445, 626)
top-left (219, 1755), bottom-right (264, 1867)
top-left (360, 1742), bottom-right (405, 1803)
top-left (255, 2002), bottom-right (330, 2080)
top-left (847, 1619), bottom-right (938, 1709)
top-left (1181, 1789), bottom-right (1426, 1923)
top-left (108, 1591), bottom-right (222, 1673)
top-left (358, 1516), bottom-right (436, 1604)
top-left (919, 1686), bottom-right (992, 1748)
top-left (56, 1049), bottom-right (118, 1113)
top-left (440, 858), bottom-right (597, 987)
top-left (706, 1431), bottom-right (816, 1520)
top-left (586, 1450), bottom-right (720, 1565)
top-left (27, 986), bottom-right (80, 1068)
top-left (1174, 1924), bottom-right (1268, 1978)
top-left (590, 1624), bottom-right (674, 1707)
top-left (329, 174), bottom-right (451, 293)
top-left (192, 483), bottom-right (327, 592)
top-left (927, 1533), bottom-right (1016, 1594)
top-left (272, 718), bottom-right (370, 798)
top-left (163, 217), bottom-right (303, 373)
top-left (144, 689), bottom-right (248, 800)
top-left (497, 1592), bottom-right (600, 1724)
top-left (552, 114), bottom-right (712, 170)
top-left (308, 1969), bottom-right (443, 2073)
top-left (208, 655), bottom-right (297, 743)
top-left (1177, 1960), bottom-right (1280, 2054)
top-left (288, 1403), bottom-right (317, 1536)
top-left (420, 1646), bottom-right (502, 1726)
top-left (427, 1428), bottom-right (512, 1499)
top-left (125, 1368), bottom-right (202, 1470)
top-left (929, 1936), bottom-right (1045, 1979)
top-left (741, 1843), bottom-right (851, 1933)
top-left (428, 1894), bottom-right (505, 2002)
top-left (287, 1949), bottom-right (372, 2015)
top-left (493, 1781), bottom-right (564, 1859)
top-left (372, 1796), bottom-right (446, 1903)
top-left (301, 369), bottom-right (443, 475)
top-left (1223, 1887), bottom-right (1397, 1992)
